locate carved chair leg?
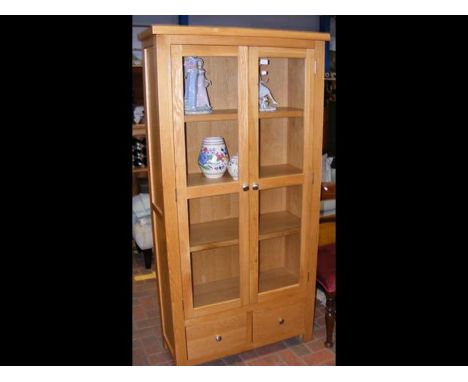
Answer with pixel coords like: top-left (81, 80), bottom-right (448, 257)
top-left (324, 293), bottom-right (336, 348)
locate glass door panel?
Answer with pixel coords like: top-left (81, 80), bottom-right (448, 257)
top-left (257, 55), bottom-right (306, 179)
top-left (181, 54), bottom-right (239, 188)
top-left (189, 193), bottom-right (240, 308)
top-left (171, 45), bottom-right (249, 316)
top-left (258, 185), bottom-right (302, 293)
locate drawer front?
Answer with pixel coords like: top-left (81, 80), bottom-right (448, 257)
top-left (253, 301), bottom-right (305, 343)
top-left (186, 313), bottom-right (248, 360)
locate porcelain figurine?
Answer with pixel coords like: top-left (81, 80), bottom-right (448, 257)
top-left (184, 57), bottom-right (213, 114)
top-left (259, 80), bottom-right (278, 111)
top-left (227, 154), bottom-right (239, 180)
top-left (133, 106), bottom-right (144, 124)
top-left (198, 137), bottom-right (229, 178)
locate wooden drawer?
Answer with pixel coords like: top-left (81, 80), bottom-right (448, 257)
top-left (185, 313), bottom-right (248, 360)
top-left (253, 301), bottom-right (305, 343)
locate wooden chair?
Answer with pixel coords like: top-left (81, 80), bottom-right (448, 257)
top-left (317, 182), bottom-right (336, 347)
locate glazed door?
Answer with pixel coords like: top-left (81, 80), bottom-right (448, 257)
top-left (248, 47), bottom-right (317, 303)
top-left (171, 45), bottom-right (250, 318)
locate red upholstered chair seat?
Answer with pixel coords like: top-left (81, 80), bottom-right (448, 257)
top-left (317, 243), bottom-right (336, 294)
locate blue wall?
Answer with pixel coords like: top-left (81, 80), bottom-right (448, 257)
top-left (133, 15), bottom-right (319, 30)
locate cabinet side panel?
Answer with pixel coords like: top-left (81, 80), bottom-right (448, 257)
top-left (303, 44), bottom-right (325, 341)
top-left (155, 35), bottom-right (187, 364)
top-left (152, 211), bottom-right (175, 347)
top-left (143, 46), bottom-right (164, 211)
top-left (143, 43), bottom-right (176, 350)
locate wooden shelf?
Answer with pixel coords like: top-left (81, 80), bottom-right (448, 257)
top-left (259, 211), bottom-right (300, 241)
top-left (187, 172), bottom-right (236, 188)
top-left (132, 167), bottom-right (148, 174)
top-left (133, 124), bottom-right (146, 136)
top-left (260, 164), bottom-right (302, 179)
top-left (259, 107), bottom-right (303, 119)
top-left (186, 172), bottom-right (239, 198)
top-left (184, 109), bottom-right (238, 122)
top-left (190, 211), bottom-right (300, 252)
top-left (193, 276), bottom-right (240, 307)
top-left (190, 218), bottom-right (239, 252)
top-left (183, 107), bottom-right (304, 122)
top-left (259, 267), bottom-right (298, 293)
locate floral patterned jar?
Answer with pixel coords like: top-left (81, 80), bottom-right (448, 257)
top-left (198, 137), bottom-right (229, 179)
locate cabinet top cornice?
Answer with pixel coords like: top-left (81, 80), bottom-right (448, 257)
top-left (138, 25), bottom-right (330, 42)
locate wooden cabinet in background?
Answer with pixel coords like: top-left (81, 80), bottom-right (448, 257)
top-left (139, 25), bottom-right (329, 365)
top-left (132, 66), bottom-right (148, 195)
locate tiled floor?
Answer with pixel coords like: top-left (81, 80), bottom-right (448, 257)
top-left (133, 251), bottom-right (336, 366)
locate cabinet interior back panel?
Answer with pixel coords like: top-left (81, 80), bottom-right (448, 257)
top-left (189, 194), bottom-right (239, 224)
top-left (259, 117), bottom-right (304, 170)
top-left (197, 56), bottom-right (238, 110)
top-left (262, 58), bottom-right (304, 108)
top-left (191, 245), bottom-right (240, 285)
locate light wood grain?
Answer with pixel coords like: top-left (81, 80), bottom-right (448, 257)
top-left (193, 275), bottom-right (240, 308)
top-left (187, 172), bottom-right (236, 188)
top-left (168, 35), bottom-right (319, 49)
top-left (155, 35), bottom-right (186, 363)
top-left (259, 107), bottom-right (303, 119)
top-left (258, 173), bottom-right (304, 191)
top-left (186, 175), bottom-right (239, 199)
top-left (189, 193), bottom-right (239, 224)
top-left (143, 40), bottom-right (176, 355)
top-left (185, 313), bottom-right (248, 360)
top-left (139, 26), bottom-right (329, 364)
top-left (184, 109), bottom-right (237, 122)
top-left (189, 210), bottom-right (302, 251)
top-left (258, 46), bottom-right (307, 58)
top-left (180, 45), bottom-right (238, 57)
top-left (200, 56), bottom-right (238, 110)
top-left (259, 211), bottom-right (300, 240)
top-left (253, 301), bottom-right (304, 343)
top-left (260, 164), bottom-right (302, 178)
top-left (258, 267), bottom-right (300, 294)
top-left (303, 44), bottom-right (326, 342)
top-left (170, 44), bottom-right (195, 331)
top-left (238, 46), bottom-right (251, 307)
top-left (189, 218), bottom-right (239, 252)
top-left (141, 25), bottom-right (330, 41)
top-left (248, 46), bottom-right (261, 305)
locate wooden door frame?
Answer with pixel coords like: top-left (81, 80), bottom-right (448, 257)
top-left (248, 46), bottom-right (314, 304)
top-left (170, 44), bottom-right (250, 319)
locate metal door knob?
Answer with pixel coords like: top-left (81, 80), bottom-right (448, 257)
top-left (242, 184), bottom-right (249, 191)
top-left (278, 318), bottom-right (285, 325)
top-left (215, 335), bottom-right (222, 342)
top-left (252, 183), bottom-right (259, 191)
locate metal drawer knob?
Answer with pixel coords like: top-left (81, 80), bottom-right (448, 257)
top-left (215, 335), bottom-right (222, 342)
top-left (252, 183), bottom-right (259, 191)
top-left (278, 318), bottom-right (285, 325)
top-left (242, 184), bottom-right (249, 191)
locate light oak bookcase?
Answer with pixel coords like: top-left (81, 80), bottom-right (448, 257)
top-left (139, 25), bottom-right (329, 365)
